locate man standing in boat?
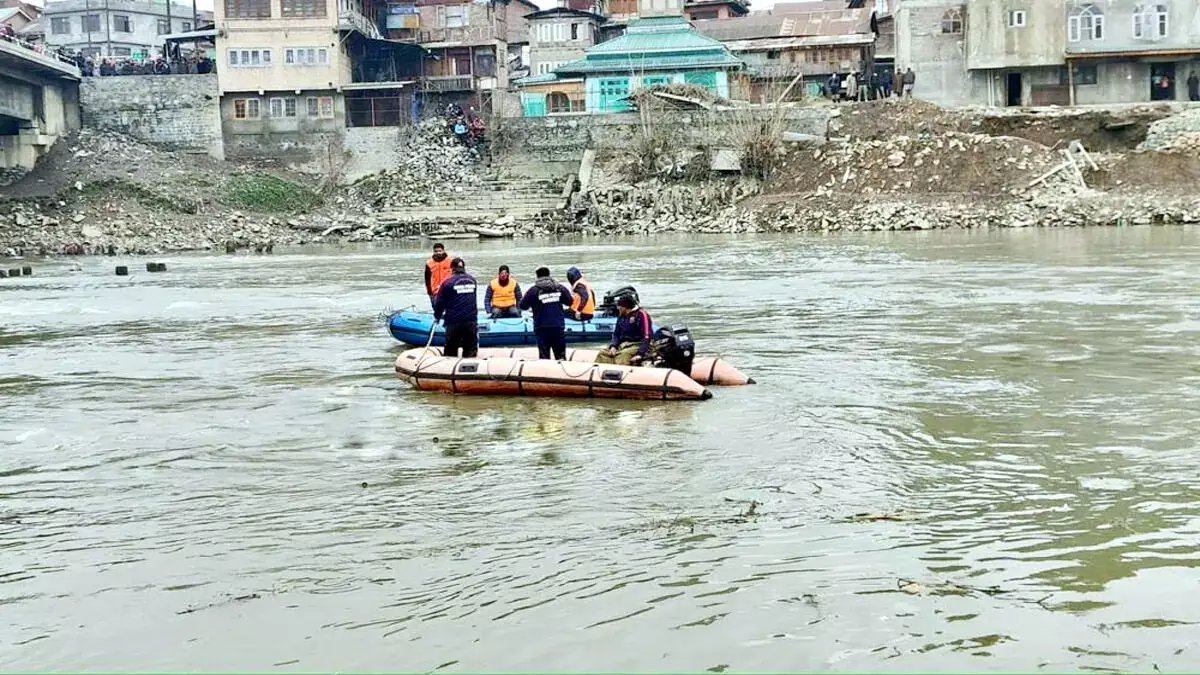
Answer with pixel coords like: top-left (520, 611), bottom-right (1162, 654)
top-left (596, 295), bottom-right (652, 366)
top-left (484, 265), bottom-right (522, 319)
top-left (424, 243), bottom-right (454, 309)
top-left (566, 267), bottom-right (595, 322)
top-left (519, 267), bottom-right (574, 360)
top-left (433, 258), bottom-right (479, 358)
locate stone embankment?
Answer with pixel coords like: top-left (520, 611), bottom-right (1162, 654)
top-left (3, 99), bottom-right (1199, 256)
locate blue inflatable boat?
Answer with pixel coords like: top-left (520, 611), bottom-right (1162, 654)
top-left (387, 309), bottom-right (626, 347)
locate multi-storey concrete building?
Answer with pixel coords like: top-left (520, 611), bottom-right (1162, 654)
top-left (1064, 0), bottom-right (1200, 104)
top-left (897, 0), bottom-right (1199, 106)
top-left (43, 0), bottom-right (201, 58)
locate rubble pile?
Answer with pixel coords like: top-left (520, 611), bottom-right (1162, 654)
top-left (773, 132), bottom-right (1063, 198)
top-left (0, 129), bottom-right (315, 255)
top-left (569, 179), bottom-right (759, 235)
top-left (336, 120), bottom-right (482, 215)
top-left (1140, 108), bottom-right (1200, 154)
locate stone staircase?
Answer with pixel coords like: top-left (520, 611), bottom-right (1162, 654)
top-left (375, 175), bottom-right (570, 228)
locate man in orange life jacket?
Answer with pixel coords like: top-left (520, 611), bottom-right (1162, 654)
top-left (424, 243), bottom-right (453, 309)
top-left (433, 257), bottom-right (479, 358)
top-left (595, 295), bottom-right (652, 366)
top-left (484, 265), bottom-right (523, 319)
top-left (566, 266), bottom-right (594, 321)
top-left (518, 266), bottom-right (573, 360)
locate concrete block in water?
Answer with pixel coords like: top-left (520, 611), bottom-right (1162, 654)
top-left (115, 266), bottom-right (129, 276)
top-left (21, 266), bottom-right (32, 276)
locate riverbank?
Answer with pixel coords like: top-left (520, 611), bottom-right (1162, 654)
top-left (2, 100), bottom-right (1199, 256)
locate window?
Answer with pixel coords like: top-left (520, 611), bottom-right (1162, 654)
top-left (1068, 4), bottom-right (1103, 42)
top-left (82, 14), bottom-right (101, 32)
top-left (269, 97), bottom-right (297, 118)
top-left (1073, 64), bottom-right (1098, 85)
top-left (766, 50), bottom-right (780, 60)
top-left (554, 22), bottom-right (568, 41)
top-left (1133, 4), bottom-right (1168, 40)
top-left (285, 47), bottom-right (329, 65)
top-left (225, 0), bottom-right (271, 18)
top-left (111, 46), bottom-right (131, 56)
top-left (181, 20), bottom-right (192, 31)
top-left (50, 17), bottom-right (70, 34)
top-left (441, 5), bottom-right (467, 28)
top-left (940, 7), bottom-right (962, 34)
top-left (233, 98), bottom-right (261, 119)
top-left (282, 0), bottom-right (325, 17)
top-left (1007, 10), bottom-right (1025, 28)
top-left (113, 14), bottom-right (131, 32)
top-left (229, 48), bottom-right (272, 67)
top-left (307, 96), bottom-right (334, 118)
top-left (571, 22), bottom-right (579, 40)
top-left (157, 18), bottom-right (171, 34)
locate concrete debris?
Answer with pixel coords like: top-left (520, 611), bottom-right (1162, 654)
top-left (1140, 108), bottom-right (1200, 154)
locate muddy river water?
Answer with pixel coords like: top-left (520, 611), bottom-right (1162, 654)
top-left (2, 227), bottom-right (1200, 671)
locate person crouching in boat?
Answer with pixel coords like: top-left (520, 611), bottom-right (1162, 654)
top-left (424, 242), bottom-right (453, 310)
top-left (566, 266), bottom-right (595, 322)
top-left (596, 295), bottom-right (652, 366)
top-left (484, 265), bottom-right (522, 319)
top-left (433, 257), bottom-right (479, 358)
top-left (519, 266), bottom-right (574, 360)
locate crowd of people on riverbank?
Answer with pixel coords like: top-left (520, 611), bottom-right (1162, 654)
top-left (75, 53), bottom-right (215, 76)
top-left (424, 243), bottom-right (651, 365)
top-left (822, 67), bottom-right (916, 102)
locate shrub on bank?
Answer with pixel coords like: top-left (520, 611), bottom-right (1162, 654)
top-left (222, 173), bottom-right (322, 213)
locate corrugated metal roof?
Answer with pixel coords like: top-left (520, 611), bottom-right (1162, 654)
top-left (555, 50), bottom-right (743, 73)
top-left (693, 8), bottom-right (873, 41)
top-left (723, 33), bottom-right (873, 51)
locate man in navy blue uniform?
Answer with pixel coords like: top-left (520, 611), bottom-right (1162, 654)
top-left (433, 257), bottom-right (479, 358)
top-left (518, 266), bottom-right (574, 360)
top-left (596, 295), bottom-right (652, 365)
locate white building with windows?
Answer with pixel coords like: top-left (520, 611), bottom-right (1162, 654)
top-left (1064, 0), bottom-right (1200, 104)
top-left (43, 0), bottom-right (201, 57)
top-left (895, 0), bottom-right (1198, 106)
top-left (524, 5), bottom-right (605, 78)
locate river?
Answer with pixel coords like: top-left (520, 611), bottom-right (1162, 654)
top-left (2, 227), bottom-right (1199, 671)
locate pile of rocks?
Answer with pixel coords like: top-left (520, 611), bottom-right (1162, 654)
top-left (571, 179), bottom-right (760, 234)
top-left (336, 119), bottom-right (481, 215)
top-left (0, 197), bottom-right (308, 256)
top-left (1139, 108), bottom-right (1200, 154)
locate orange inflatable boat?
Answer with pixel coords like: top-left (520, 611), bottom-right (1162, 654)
top-left (473, 347), bottom-right (754, 386)
top-left (395, 348), bottom-right (712, 401)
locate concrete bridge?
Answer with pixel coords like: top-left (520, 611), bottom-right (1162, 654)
top-left (0, 39), bottom-right (81, 170)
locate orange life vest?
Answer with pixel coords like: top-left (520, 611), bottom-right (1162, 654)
top-left (570, 279), bottom-right (595, 315)
top-left (489, 277), bottom-right (519, 308)
top-left (426, 255), bottom-right (453, 295)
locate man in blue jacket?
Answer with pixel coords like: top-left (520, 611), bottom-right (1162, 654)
top-left (433, 257), bottom-right (479, 358)
top-left (518, 266), bottom-right (573, 360)
top-left (596, 295), bottom-right (652, 365)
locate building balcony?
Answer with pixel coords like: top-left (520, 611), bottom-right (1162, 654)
top-left (419, 74), bottom-right (474, 92)
top-left (338, 8), bottom-right (383, 39)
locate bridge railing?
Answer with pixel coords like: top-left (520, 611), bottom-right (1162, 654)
top-left (0, 34), bottom-right (81, 71)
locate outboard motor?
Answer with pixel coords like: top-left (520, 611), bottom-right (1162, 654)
top-left (651, 325), bottom-right (695, 375)
top-left (599, 286), bottom-right (640, 317)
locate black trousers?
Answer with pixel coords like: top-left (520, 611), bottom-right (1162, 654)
top-left (535, 326), bottom-right (566, 360)
top-left (443, 321), bottom-right (478, 358)
top-left (490, 306), bottom-right (521, 318)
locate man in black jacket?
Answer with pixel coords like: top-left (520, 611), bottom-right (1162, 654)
top-left (432, 258), bottom-right (479, 358)
top-left (518, 266), bottom-right (573, 360)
